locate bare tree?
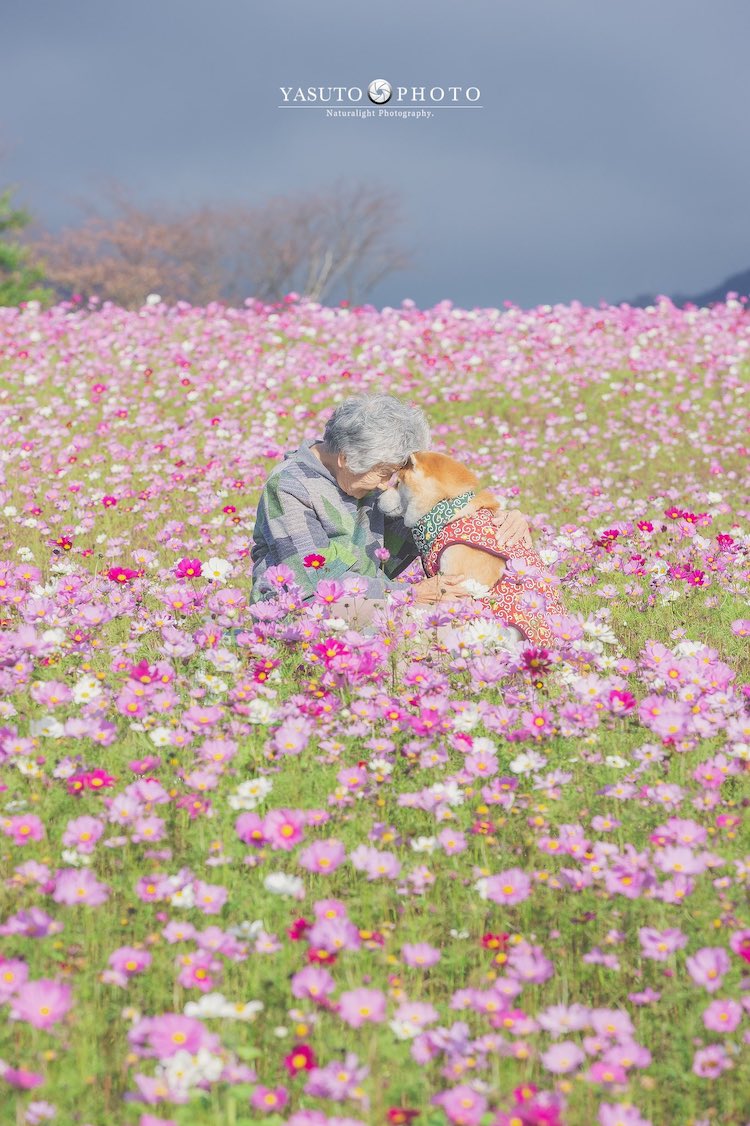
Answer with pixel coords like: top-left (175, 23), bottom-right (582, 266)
top-left (247, 178), bottom-right (413, 304)
top-left (22, 177), bottom-right (412, 309)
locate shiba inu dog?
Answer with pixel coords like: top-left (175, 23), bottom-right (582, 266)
top-left (378, 450), bottom-right (564, 647)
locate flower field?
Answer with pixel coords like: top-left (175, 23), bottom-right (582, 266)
top-left (0, 292), bottom-right (749, 1126)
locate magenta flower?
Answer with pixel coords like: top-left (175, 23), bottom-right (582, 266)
top-left (702, 998), bottom-right (742, 1032)
top-left (52, 868), bottom-right (110, 906)
top-left (175, 556), bottom-right (202, 579)
top-left (686, 946), bottom-right (731, 993)
top-left (298, 839), bottom-right (346, 874)
top-left (0, 1066), bottom-right (44, 1089)
top-left (10, 978), bottom-right (72, 1029)
top-left (482, 867), bottom-right (532, 906)
top-left (337, 987), bottom-right (387, 1028)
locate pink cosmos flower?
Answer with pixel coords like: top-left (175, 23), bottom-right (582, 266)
top-left (61, 815), bottom-right (105, 854)
top-left (337, 987), bottom-right (387, 1028)
top-left (10, 978), bottom-right (72, 1029)
top-left (291, 966), bottom-right (336, 1001)
top-left (298, 839), bottom-right (346, 874)
top-left (599, 1104), bottom-right (653, 1126)
top-left (235, 812), bottom-right (266, 847)
top-left (638, 926), bottom-right (687, 961)
top-left (250, 1085), bottom-right (289, 1112)
top-left (692, 1044), bottom-right (733, 1077)
top-left (437, 827), bottom-right (467, 855)
top-left (401, 943), bottom-right (441, 968)
top-left (3, 814), bottom-right (45, 846)
top-left (263, 808), bottom-right (306, 851)
top-left (482, 867), bottom-right (532, 906)
top-left (701, 998), bottom-right (742, 1032)
top-left (52, 868), bottom-right (111, 906)
top-left (191, 880), bottom-right (228, 915)
top-left (141, 1013), bottom-right (219, 1059)
top-left (686, 946), bottom-right (731, 993)
top-left (541, 1041), bottom-right (585, 1074)
top-left (0, 1066), bottom-right (44, 1089)
top-left (0, 959), bottom-right (29, 1001)
top-left (432, 1085), bottom-right (487, 1126)
top-left (108, 946), bottom-right (153, 978)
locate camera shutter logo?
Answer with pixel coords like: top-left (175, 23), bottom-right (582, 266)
top-left (368, 79), bottom-right (392, 104)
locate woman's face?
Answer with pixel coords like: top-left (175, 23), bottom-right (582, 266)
top-left (335, 456), bottom-right (404, 499)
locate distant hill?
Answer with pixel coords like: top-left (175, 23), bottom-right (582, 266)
top-left (624, 267), bottom-right (750, 309)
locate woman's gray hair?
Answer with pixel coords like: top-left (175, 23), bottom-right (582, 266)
top-left (323, 394), bottom-right (431, 474)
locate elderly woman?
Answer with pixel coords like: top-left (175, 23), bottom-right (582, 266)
top-left (250, 394), bottom-right (531, 618)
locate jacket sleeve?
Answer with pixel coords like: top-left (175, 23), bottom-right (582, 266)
top-left (251, 475), bottom-right (405, 602)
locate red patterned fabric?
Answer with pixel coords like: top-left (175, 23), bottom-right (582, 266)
top-left (421, 507), bottom-right (564, 648)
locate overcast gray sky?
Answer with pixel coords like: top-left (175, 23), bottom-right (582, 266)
top-left (2, 0), bottom-right (749, 309)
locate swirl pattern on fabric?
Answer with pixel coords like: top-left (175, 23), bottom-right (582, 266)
top-left (420, 507), bottom-right (565, 647)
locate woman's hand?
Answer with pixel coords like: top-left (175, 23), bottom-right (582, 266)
top-left (492, 509), bottom-right (533, 550)
top-left (412, 574), bottom-right (472, 604)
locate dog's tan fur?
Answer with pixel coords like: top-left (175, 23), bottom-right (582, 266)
top-left (392, 450), bottom-right (507, 586)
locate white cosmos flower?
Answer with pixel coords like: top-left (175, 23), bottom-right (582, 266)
top-left (429, 781), bottom-right (464, 806)
top-left (227, 919), bottom-right (266, 939)
top-left (184, 992), bottom-right (228, 1019)
top-left (264, 872), bottom-right (305, 899)
top-left (583, 621), bottom-right (618, 644)
top-left (72, 676), bottom-right (102, 704)
top-left (204, 556), bottom-right (232, 582)
top-left (246, 698), bottom-right (277, 725)
top-left (461, 577), bottom-right (491, 597)
top-left (389, 1019), bottom-right (420, 1040)
top-left (452, 704), bottom-right (481, 732)
top-left (41, 628), bottom-right (67, 649)
top-left (13, 758), bottom-right (43, 778)
top-left (509, 751), bottom-right (546, 775)
top-left (29, 715), bottom-right (66, 739)
top-left (604, 755), bottom-right (629, 768)
top-left (170, 884), bottom-right (196, 909)
top-left (369, 758), bottom-right (393, 775)
top-left (228, 777), bottom-right (273, 811)
top-left (219, 999), bottom-right (264, 1021)
top-left (149, 726), bottom-right (177, 747)
top-left (61, 849), bottom-right (91, 867)
top-left (410, 836), bottom-right (437, 853)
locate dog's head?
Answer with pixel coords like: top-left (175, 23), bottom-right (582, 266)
top-left (377, 450), bottom-right (479, 527)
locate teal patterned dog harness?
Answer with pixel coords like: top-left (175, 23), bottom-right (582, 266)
top-left (411, 490), bottom-right (475, 557)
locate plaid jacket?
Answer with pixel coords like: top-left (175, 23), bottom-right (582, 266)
top-left (250, 439), bottom-right (419, 603)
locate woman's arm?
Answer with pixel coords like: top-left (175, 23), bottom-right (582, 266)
top-left (251, 476), bottom-right (402, 602)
